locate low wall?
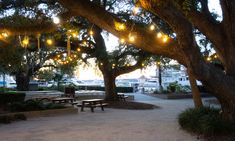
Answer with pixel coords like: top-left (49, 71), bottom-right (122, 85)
top-left (2, 107), bottom-right (78, 119)
top-left (151, 93), bottom-right (213, 99)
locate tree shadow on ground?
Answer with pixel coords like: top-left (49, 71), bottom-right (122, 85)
top-left (106, 101), bottom-right (159, 110)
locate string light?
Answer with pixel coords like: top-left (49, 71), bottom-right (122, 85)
top-left (157, 32), bottom-right (163, 38)
top-left (207, 57), bottom-right (212, 62)
top-left (53, 16), bottom-right (60, 24)
top-left (22, 36), bottom-right (29, 47)
top-left (82, 41), bottom-right (87, 46)
top-left (100, 63), bottom-right (103, 66)
top-left (149, 24), bottom-right (155, 31)
top-left (46, 39), bottom-right (53, 45)
top-left (77, 48), bottom-right (81, 52)
top-left (141, 63), bottom-right (145, 67)
top-left (112, 64), bottom-right (116, 68)
top-left (89, 30), bottom-right (94, 36)
top-left (115, 22), bottom-right (126, 31)
top-left (157, 61), bottom-right (161, 65)
top-left (162, 35), bottom-right (169, 43)
top-left (73, 54), bottom-right (77, 58)
top-left (120, 38), bottom-right (125, 44)
top-left (72, 31), bottom-right (78, 38)
top-left (2, 32), bottom-right (8, 38)
top-left (214, 55), bottom-right (218, 59)
top-left (129, 34), bottom-right (135, 42)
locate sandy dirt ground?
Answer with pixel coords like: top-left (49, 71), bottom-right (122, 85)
top-left (0, 93), bottom-right (204, 141)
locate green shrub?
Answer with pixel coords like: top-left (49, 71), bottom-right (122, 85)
top-left (0, 92), bottom-right (25, 106)
top-left (9, 99), bottom-right (65, 112)
top-left (0, 115), bottom-right (12, 124)
top-left (178, 107), bottom-right (234, 136)
top-left (167, 82), bottom-right (181, 93)
top-left (45, 103), bottom-right (65, 109)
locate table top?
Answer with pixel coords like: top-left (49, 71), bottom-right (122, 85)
top-left (82, 99), bottom-right (104, 102)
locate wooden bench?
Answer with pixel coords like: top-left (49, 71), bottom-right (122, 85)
top-left (117, 94), bottom-right (128, 101)
top-left (78, 99), bottom-right (108, 112)
top-left (52, 97), bottom-right (74, 104)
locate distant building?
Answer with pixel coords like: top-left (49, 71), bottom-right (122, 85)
top-left (140, 65), bottom-right (202, 92)
top-left (0, 74), bottom-right (16, 88)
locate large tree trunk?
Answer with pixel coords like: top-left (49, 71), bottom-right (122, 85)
top-left (219, 98), bottom-right (235, 121)
top-left (16, 72), bottom-right (30, 91)
top-left (187, 69), bottom-right (203, 108)
top-left (103, 71), bottom-right (118, 101)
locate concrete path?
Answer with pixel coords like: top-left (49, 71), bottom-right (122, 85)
top-left (0, 93), bottom-right (203, 141)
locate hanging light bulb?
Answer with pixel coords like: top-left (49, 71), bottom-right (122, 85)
top-left (77, 48), bottom-right (81, 52)
top-left (2, 32), bottom-right (8, 38)
top-left (22, 36), bottom-right (29, 47)
top-left (149, 24), bottom-right (155, 31)
top-left (129, 33), bottom-right (135, 42)
top-left (89, 30), bottom-right (94, 36)
top-left (46, 39), bottom-right (53, 45)
top-left (207, 57), bottom-right (212, 62)
top-left (129, 36), bottom-right (135, 42)
top-left (120, 38), bottom-right (125, 44)
top-left (72, 31), bottom-right (78, 38)
top-left (157, 32), bottom-right (163, 38)
top-left (73, 54), bottom-right (77, 58)
top-left (162, 35), bottom-right (169, 43)
top-left (53, 16), bottom-right (60, 24)
top-left (115, 22), bottom-right (126, 31)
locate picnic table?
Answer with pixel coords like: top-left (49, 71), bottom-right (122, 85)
top-left (117, 93), bottom-right (129, 101)
top-left (79, 99), bottom-right (108, 112)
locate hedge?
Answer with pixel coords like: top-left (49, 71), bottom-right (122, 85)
top-left (0, 92), bottom-right (26, 106)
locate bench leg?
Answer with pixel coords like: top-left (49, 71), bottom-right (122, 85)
top-left (101, 106), bottom-right (104, 111)
top-left (91, 107), bottom-right (94, 112)
top-left (81, 105), bottom-right (84, 112)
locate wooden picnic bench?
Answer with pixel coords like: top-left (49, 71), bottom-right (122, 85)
top-left (77, 99), bottom-right (108, 112)
top-left (52, 97), bottom-right (75, 104)
top-left (117, 93), bottom-right (128, 101)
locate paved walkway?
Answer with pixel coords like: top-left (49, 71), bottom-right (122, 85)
top-left (0, 93), bottom-right (203, 141)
